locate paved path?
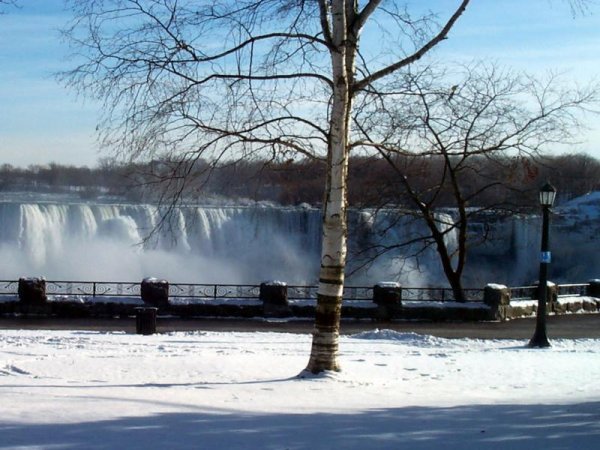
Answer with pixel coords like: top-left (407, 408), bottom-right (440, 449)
top-left (1, 313), bottom-right (599, 339)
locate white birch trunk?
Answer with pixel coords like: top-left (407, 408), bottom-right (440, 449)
top-left (305, 0), bottom-right (467, 373)
top-left (306, 0), bottom-right (353, 374)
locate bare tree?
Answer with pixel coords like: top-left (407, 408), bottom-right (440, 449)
top-left (62, 0), bottom-right (472, 373)
top-left (537, 153), bottom-right (600, 200)
top-left (353, 63), bottom-right (598, 301)
top-left (0, 0), bottom-right (17, 12)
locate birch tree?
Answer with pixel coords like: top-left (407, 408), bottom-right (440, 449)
top-left (62, 0), bottom-right (471, 373)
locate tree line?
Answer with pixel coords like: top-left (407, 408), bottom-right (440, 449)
top-left (1, 152), bottom-right (598, 208)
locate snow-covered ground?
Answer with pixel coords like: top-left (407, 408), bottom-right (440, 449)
top-left (1, 329), bottom-right (599, 449)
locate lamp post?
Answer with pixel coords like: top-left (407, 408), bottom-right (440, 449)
top-left (528, 182), bottom-right (557, 348)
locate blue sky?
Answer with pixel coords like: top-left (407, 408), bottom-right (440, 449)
top-left (1, 0), bottom-right (599, 168)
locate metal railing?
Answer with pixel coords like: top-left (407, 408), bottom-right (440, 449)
top-left (509, 285), bottom-right (538, 300)
top-left (0, 280), bottom-right (485, 303)
top-left (168, 284), bottom-right (260, 299)
top-left (0, 280), bottom-right (17, 296)
top-left (402, 287), bottom-right (483, 302)
top-left (557, 283), bottom-right (588, 297)
top-left (510, 283), bottom-right (588, 300)
top-left (5, 279), bottom-right (589, 303)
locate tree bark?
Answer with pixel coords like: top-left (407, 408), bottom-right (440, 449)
top-left (306, 0), bottom-right (353, 374)
top-left (446, 270), bottom-right (466, 303)
top-left (428, 214), bottom-right (467, 303)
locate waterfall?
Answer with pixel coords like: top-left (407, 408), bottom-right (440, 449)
top-left (0, 197), bottom-right (597, 286)
top-left (0, 201), bottom-right (325, 283)
top-left (347, 209), bottom-right (459, 286)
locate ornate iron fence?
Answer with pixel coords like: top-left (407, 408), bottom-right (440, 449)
top-left (509, 285), bottom-right (538, 300)
top-left (287, 285), bottom-right (319, 300)
top-left (401, 287), bottom-right (483, 302)
top-left (557, 283), bottom-right (588, 297)
top-left (44, 281), bottom-right (141, 297)
top-left (168, 284), bottom-right (260, 299)
top-left (0, 280), bottom-right (485, 302)
top-left (510, 283), bottom-right (588, 300)
top-left (0, 280), bottom-right (17, 297)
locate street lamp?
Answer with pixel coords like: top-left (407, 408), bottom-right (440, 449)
top-left (528, 182), bottom-right (557, 348)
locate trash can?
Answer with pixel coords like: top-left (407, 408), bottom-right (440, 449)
top-left (135, 307), bottom-right (158, 335)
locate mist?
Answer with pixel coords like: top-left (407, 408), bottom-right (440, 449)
top-left (0, 202), bottom-right (324, 284)
top-left (1, 197), bottom-right (597, 288)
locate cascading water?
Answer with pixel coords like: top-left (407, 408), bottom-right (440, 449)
top-left (0, 201), bottom-right (327, 284)
top-left (347, 209), bottom-right (458, 286)
top-left (0, 195), bottom-right (598, 286)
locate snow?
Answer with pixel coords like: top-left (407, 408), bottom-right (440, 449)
top-left (558, 191), bottom-right (600, 222)
top-left (402, 300), bottom-right (488, 309)
top-left (560, 191), bottom-right (600, 208)
top-left (261, 280), bottom-right (287, 286)
top-left (511, 299), bottom-right (539, 308)
top-left (1, 329), bottom-right (599, 449)
top-left (142, 277), bottom-right (167, 284)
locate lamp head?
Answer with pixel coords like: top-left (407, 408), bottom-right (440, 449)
top-left (539, 182), bottom-right (557, 207)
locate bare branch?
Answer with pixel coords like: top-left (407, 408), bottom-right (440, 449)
top-left (354, 0), bottom-right (471, 91)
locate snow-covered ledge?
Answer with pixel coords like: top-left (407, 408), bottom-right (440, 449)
top-left (588, 279), bottom-right (600, 298)
top-left (260, 281), bottom-right (290, 318)
top-left (18, 277), bottom-right (47, 305)
top-left (373, 282), bottom-right (402, 321)
top-left (373, 282), bottom-right (401, 304)
top-left (141, 278), bottom-right (169, 308)
top-left (483, 284), bottom-right (510, 321)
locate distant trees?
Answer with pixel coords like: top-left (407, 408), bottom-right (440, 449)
top-left (2, 153), bottom-right (599, 206)
top-left (0, 161), bottom-right (133, 198)
top-left (536, 153), bottom-right (600, 201)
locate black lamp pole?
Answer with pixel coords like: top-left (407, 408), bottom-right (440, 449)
top-left (529, 182), bottom-right (556, 348)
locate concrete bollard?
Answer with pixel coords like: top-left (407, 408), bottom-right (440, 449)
top-left (260, 281), bottom-right (290, 317)
top-left (483, 284), bottom-right (510, 321)
top-left (18, 277), bottom-right (47, 304)
top-left (587, 279), bottom-right (600, 298)
top-left (140, 278), bottom-right (169, 308)
top-left (135, 307), bottom-right (158, 335)
top-left (373, 282), bottom-right (402, 321)
top-left (535, 281), bottom-right (557, 305)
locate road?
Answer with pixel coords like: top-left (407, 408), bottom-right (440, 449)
top-left (1, 313), bottom-right (599, 339)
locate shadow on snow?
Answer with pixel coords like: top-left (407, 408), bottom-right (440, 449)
top-left (1, 401), bottom-right (599, 450)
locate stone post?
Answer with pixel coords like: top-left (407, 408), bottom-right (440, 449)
top-left (483, 284), bottom-right (510, 321)
top-left (587, 279), bottom-right (600, 298)
top-left (372, 282), bottom-right (402, 321)
top-left (18, 277), bottom-right (47, 304)
top-left (260, 281), bottom-right (290, 317)
top-left (549, 282), bottom-right (559, 312)
top-left (140, 278), bottom-right (169, 308)
top-left (135, 307), bottom-right (158, 335)
top-left (535, 281), bottom-right (558, 311)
